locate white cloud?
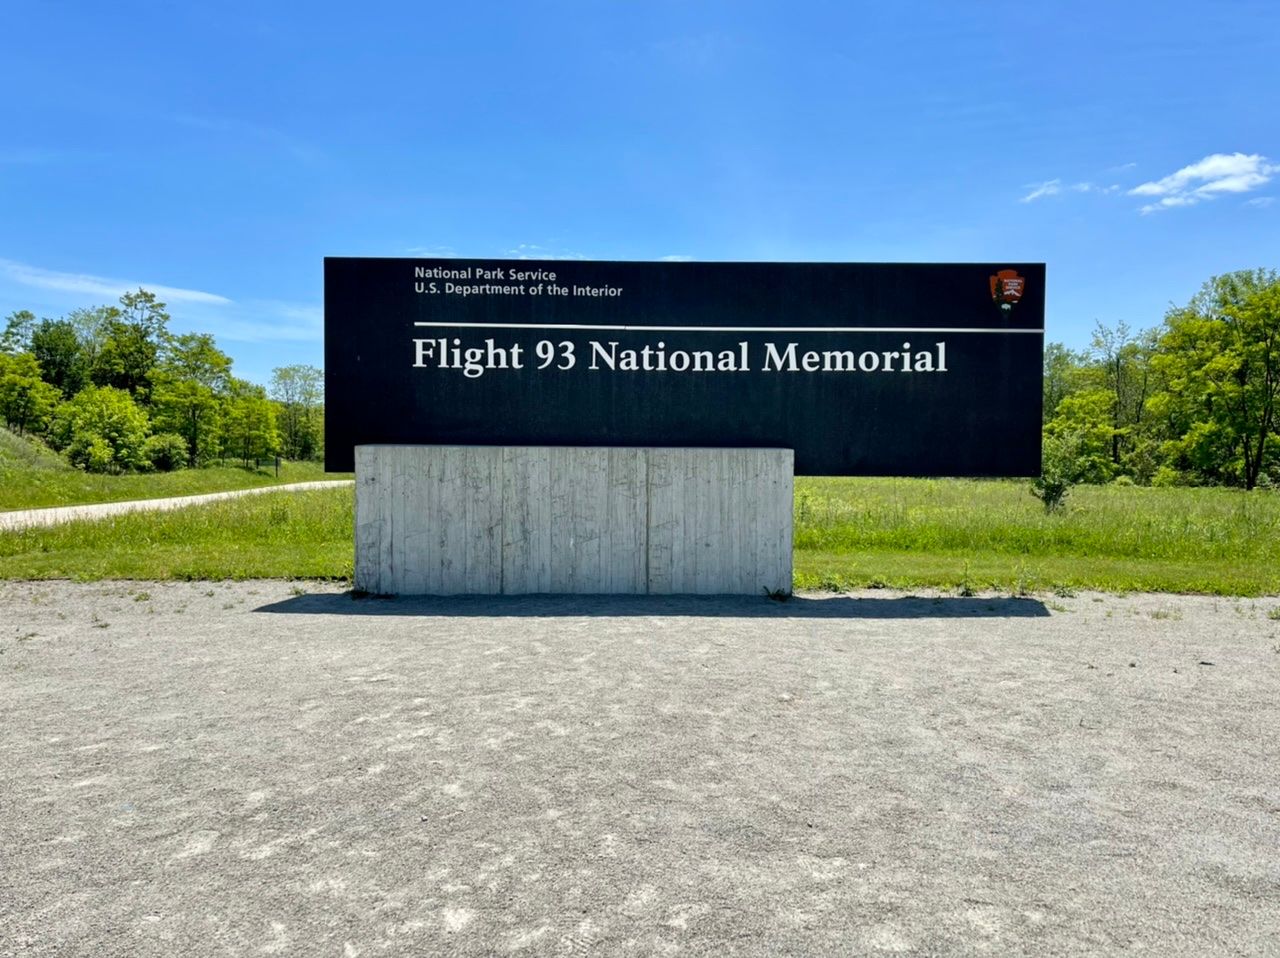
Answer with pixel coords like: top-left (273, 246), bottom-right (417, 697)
top-left (504, 243), bottom-right (587, 261)
top-left (194, 305), bottom-right (321, 344)
top-left (1020, 179), bottom-right (1062, 202)
top-left (0, 256), bottom-right (325, 348)
top-left (1245, 196), bottom-right (1275, 209)
top-left (1021, 179), bottom-right (1118, 202)
top-left (405, 245), bottom-right (458, 258)
top-left (1129, 152), bottom-right (1277, 213)
top-left (0, 257), bottom-right (231, 304)
top-left (659, 255), bottom-right (695, 262)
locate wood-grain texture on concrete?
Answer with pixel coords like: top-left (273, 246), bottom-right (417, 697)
top-left (355, 445), bottom-right (792, 595)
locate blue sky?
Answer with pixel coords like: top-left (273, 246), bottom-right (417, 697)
top-left (2, 0), bottom-right (1277, 386)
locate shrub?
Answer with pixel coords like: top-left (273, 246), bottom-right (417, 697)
top-left (84, 437), bottom-right (114, 474)
top-left (1031, 429), bottom-right (1086, 513)
top-left (143, 432), bottom-right (189, 472)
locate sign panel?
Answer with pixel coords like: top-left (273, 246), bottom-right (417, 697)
top-left (325, 258), bottom-right (1044, 475)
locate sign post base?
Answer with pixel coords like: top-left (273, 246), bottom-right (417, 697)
top-left (354, 445), bottom-right (793, 596)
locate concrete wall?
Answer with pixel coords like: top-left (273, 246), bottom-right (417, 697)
top-left (354, 445), bottom-right (793, 595)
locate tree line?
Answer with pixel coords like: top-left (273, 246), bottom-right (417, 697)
top-left (0, 289), bottom-right (323, 473)
top-left (3, 269), bottom-right (1277, 486)
top-left (1043, 268), bottom-right (1278, 493)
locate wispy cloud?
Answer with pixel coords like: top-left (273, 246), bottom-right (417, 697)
top-left (504, 243), bottom-right (587, 261)
top-left (1245, 196), bottom-right (1275, 209)
top-left (0, 257), bottom-right (325, 347)
top-left (0, 258), bottom-right (231, 305)
top-left (1021, 179), bottom-right (1118, 202)
top-left (198, 301), bottom-right (322, 344)
top-left (1020, 179), bottom-right (1062, 202)
top-left (1129, 152), bottom-right (1277, 213)
top-left (659, 255), bottom-right (695, 262)
top-left (405, 245), bottom-right (458, 258)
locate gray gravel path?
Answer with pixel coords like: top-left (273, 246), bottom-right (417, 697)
top-left (0, 481), bottom-right (354, 531)
top-left (1, 581), bottom-right (1278, 957)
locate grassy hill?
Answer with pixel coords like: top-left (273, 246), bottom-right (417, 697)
top-left (0, 427), bottom-right (344, 511)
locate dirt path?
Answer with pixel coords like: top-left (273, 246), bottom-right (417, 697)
top-left (0, 480), bottom-right (353, 531)
top-left (2, 581), bottom-right (1278, 956)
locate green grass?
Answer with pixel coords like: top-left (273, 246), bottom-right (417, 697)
top-left (1, 476), bottom-right (1278, 595)
top-left (0, 488), bottom-right (354, 581)
top-left (795, 478), bottom-right (1280, 596)
top-left (0, 427), bottom-right (345, 510)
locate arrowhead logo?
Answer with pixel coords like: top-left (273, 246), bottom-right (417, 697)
top-left (990, 269), bottom-right (1026, 312)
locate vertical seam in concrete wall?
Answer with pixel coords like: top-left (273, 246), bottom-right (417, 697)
top-left (498, 448), bottom-right (506, 596)
top-left (643, 449), bottom-right (652, 594)
top-left (385, 450), bottom-right (394, 596)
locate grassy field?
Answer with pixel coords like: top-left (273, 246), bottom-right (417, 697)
top-left (0, 488), bottom-right (353, 581)
top-left (0, 427), bottom-right (341, 511)
top-left (1, 477), bottom-right (1278, 594)
top-left (794, 477), bottom-right (1280, 596)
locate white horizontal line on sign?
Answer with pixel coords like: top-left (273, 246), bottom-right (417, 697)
top-left (411, 322), bottom-right (1044, 334)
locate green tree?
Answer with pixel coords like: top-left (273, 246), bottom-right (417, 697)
top-left (0, 352), bottom-right (61, 436)
top-left (29, 318), bottom-right (88, 397)
top-left (151, 333), bottom-right (233, 466)
top-left (1043, 388), bottom-right (1117, 483)
top-left (117, 288), bottom-right (171, 342)
top-left (65, 305), bottom-right (116, 375)
top-left (222, 379), bottom-right (280, 467)
top-left (1042, 342), bottom-right (1093, 423)
top-left (88, 291), bottom-right (170, 401)
top-left (1089, 321), bottom-right (1160, 469)
top-left (53, 385), bottom-right (150, 473)
top-left (1148, 269), bottom-right (1280, 490)
top-left (269, 364), bottom-right (323, 459)
top-left (1, 310), bottom-right (37, 354)
top-left (91, 316), bottom-right (160, 399)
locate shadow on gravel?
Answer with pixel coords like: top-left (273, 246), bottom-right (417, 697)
top-left (255, 593), bottom-right (1050, 619)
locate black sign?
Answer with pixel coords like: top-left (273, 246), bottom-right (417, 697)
top-left (325, 258), bottom-right (1044, 475)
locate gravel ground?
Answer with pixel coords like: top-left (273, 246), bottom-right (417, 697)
top-left (1, 581), bottom-right (1278, 957)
